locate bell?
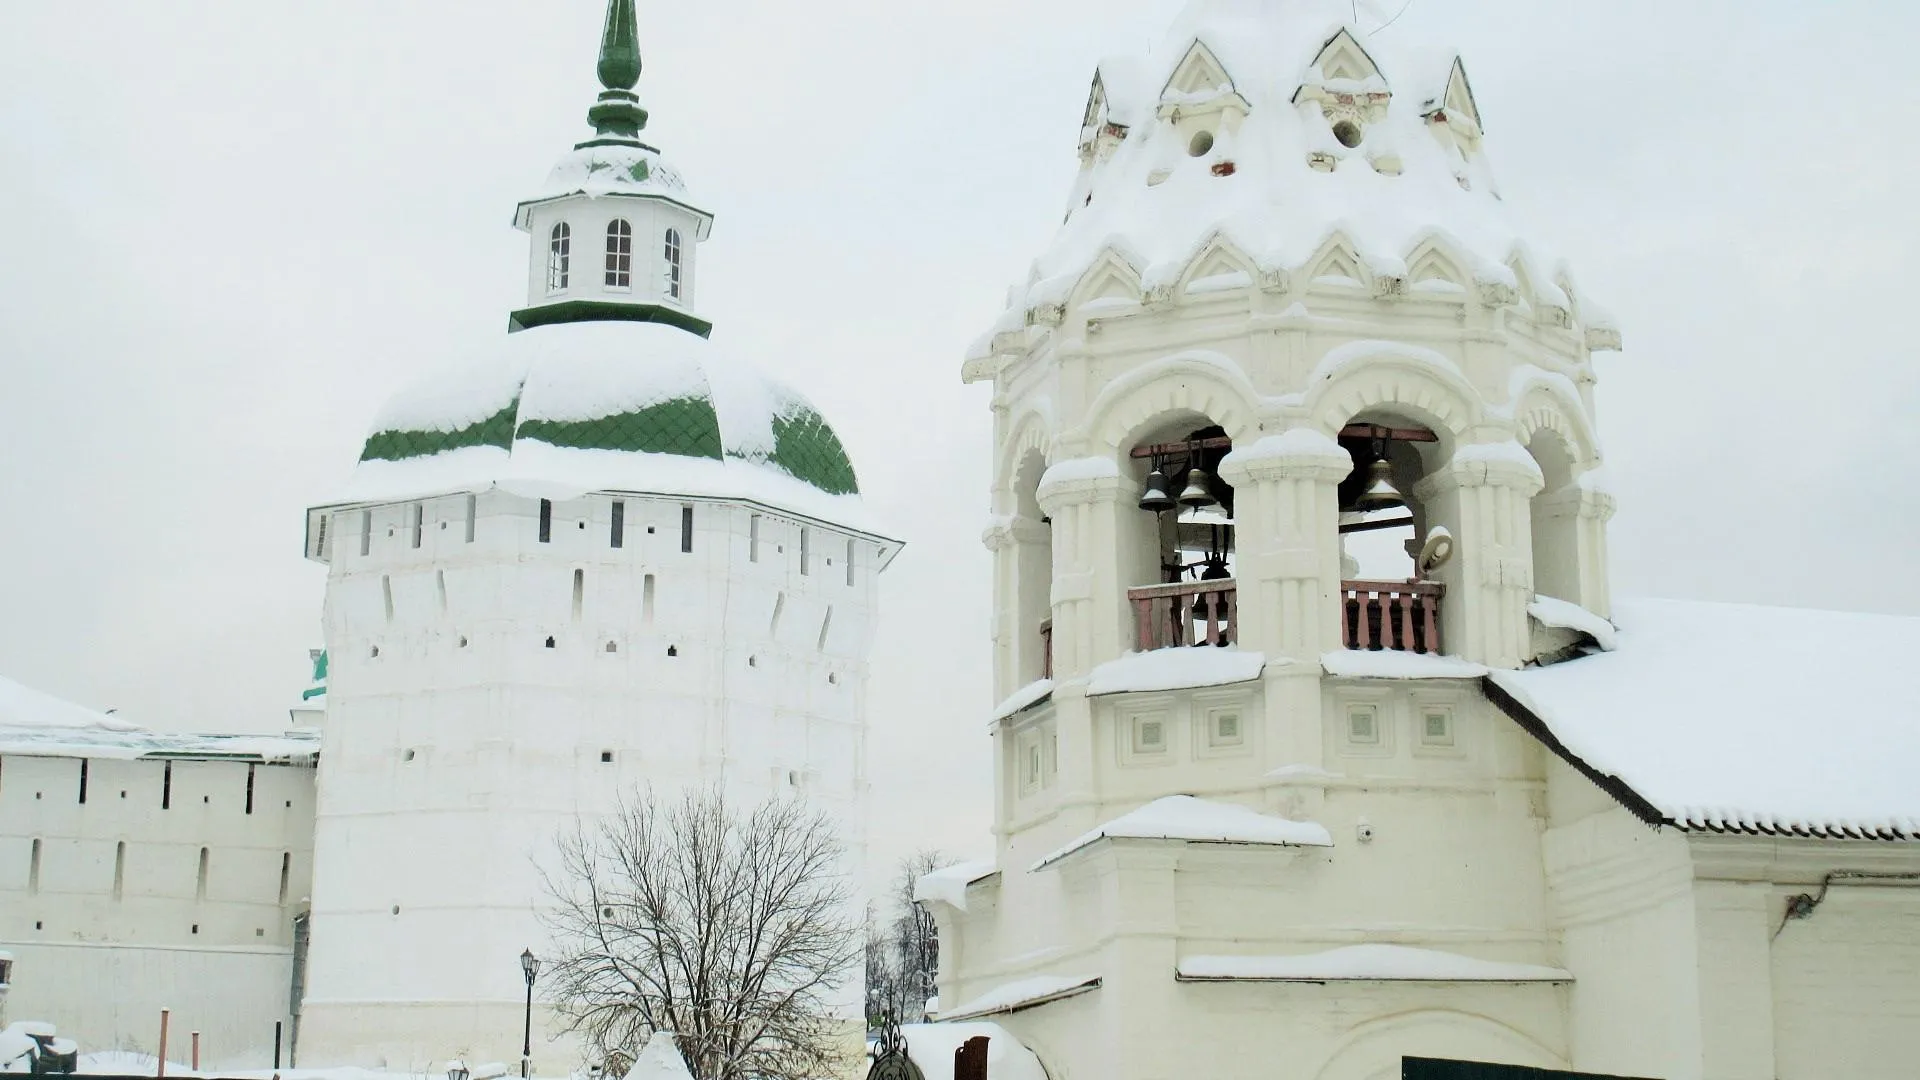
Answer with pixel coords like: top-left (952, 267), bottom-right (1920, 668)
top-left (1353, 458), bottom-right (1406, 513)
top-left (1139, 471), bottom-right (1176, 513)
top-left (1178, 468), bottom-right (1217, 509)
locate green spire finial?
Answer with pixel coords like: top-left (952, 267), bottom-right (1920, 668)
top-left (583, 0), bottom-right (649, 145)
top-left (597, 0), bottom-right (641, 90)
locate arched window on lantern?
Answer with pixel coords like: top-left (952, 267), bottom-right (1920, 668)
top-left (605, 219), bottom-right (633, 289)
top-left (1335, 416), bottom-right (1451, 655)
top-left (663, 228), bottom-right (684, 301)
top-left (547, 223), bottom-right (571, 293)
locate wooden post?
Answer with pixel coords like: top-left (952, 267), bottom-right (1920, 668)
top-left (157, 1009), bottom-right (170, 1080)
top-left (191, 1031), bottom-right (200, 1071)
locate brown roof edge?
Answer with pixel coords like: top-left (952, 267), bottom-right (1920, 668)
top-left (1479, 675), bottom-right (1674, 831)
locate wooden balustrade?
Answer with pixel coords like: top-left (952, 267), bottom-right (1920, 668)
top-left (1341, 580), bottom-right (1444, 654)
top-left (1129, 579), bottom-right (1238, 651)
top-left (1117, 578), bottom-right (1446, 655)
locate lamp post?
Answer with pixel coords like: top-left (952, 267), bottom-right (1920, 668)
top-left (519, 948), bottom-right (539, 1079)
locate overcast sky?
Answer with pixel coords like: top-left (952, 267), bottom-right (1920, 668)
top-left (3, 0), bottom-right (1917, 876)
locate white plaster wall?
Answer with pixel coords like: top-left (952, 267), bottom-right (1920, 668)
top-left (521, 198), bottom-right (703, 314)
top-left (0, 752), bottom-right (314, 1062)
top-left (0, 943), bottom-right (293, 1070)
top-left (301, 489), bottom-right (877, 1069)
top-left (1769, 886), bottom-right (1920, 1080)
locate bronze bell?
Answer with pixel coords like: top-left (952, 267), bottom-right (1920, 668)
top-left (1139, 471), bottom-right (1176, 513)
top-left (1353, 457), bottom-right (1406, 513)
top-left (1178, 468), bottom-right (1217, 509)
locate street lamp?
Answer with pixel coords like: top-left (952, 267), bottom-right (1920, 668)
top-left (447, 1061), bottom-right (470, 1080)
top-left (519, 948), bottom-right (540, 1079)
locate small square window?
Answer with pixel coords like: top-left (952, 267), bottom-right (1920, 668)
top-left (1133, 717), bottom-right (1168, 755)
top-left (1211, 710), bottom-right (1243, 747)
top-left (1421, 708), bottom-right (1454, 746)
top-left (1347, 705), bottom-right (1380, 745)
top-left (1025, 744), bottom-right (1043, 788)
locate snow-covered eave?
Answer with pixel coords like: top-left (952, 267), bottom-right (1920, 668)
top-left (512, 190), bottom-right (715, 238)
top-left (1481, 674), bottom-right (1920, 844)
top-left (0, 729), bottom-right (321, 765)
top-left (1176, 945), bottom-right (1572, 985)
top-left (936, 974), bottom-right (1103, 1022)
top-left (304, 484), bottom-right (904, 570)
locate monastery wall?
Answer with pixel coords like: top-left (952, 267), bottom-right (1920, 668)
top-left (0, 752), bottom-right (315, 1066)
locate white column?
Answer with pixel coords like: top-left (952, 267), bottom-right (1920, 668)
top-left (1415, 442), bottom-right (1544, 669)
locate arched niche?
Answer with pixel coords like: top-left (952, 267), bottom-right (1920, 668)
top-left (1525, 427), bottom-right (1581, 605)
top-left (1310, 1009), bottom-right (1566, 1080)
top-left (1327, 398), bottom-right (1457, 656)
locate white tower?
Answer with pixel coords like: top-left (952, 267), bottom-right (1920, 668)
top-left (296, 3), bottom-right (897, 1067)
top-left (928, 2), bottom-right (1622, 1076)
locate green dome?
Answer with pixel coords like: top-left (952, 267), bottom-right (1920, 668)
top-left (349, 322), bottom-right (863, 514)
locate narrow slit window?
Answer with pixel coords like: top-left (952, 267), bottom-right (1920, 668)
top-left (278, 852), bottom-right (290, 904)
top-left (605, 219), bottom-right (633, 288)
top-left (464, 494), bottom-right (477, 543)
top-left (818, 607), bottom-right (833, 652)
top-left (162, 761), bottom-right (173, 810)
top-left (436, 569), bottom-right (448, 613)
top-left (770, 593), bottom-right (786, 637)
top-left (846, 537), bottom-right (856, 586)
top-left (800, 528), bottom-right (811, 575)
top-left (382, 575), bottom-right (394, 623)
top-left (195, 847), bottom-right (209, 902)
top-left (113, 841), bottom-right (126, 901)
top-left (78, 759), bottom-right (88, 804)
top-left (539, 499), bottom-right (553, 543)
top-left (572, 569), bottom-right (585, 623)
top-left (245, 764), bottom-right (256, 815)
top-left (643, 574), bottom-right (656, 625)
top-left (680, 505), bottom-right (694, 553)
top-left (548, 222), bottom-right (572, 292)
top-left (410, 503), bottom-right (424, 549)
top-left (749, 514), bottom-right (761, 563)
top-left (664, 228), bottom-right (684, 300)
top-left (611, 500), bottom-right (626, 549)
top-left (360, 510), bottom-right (373, 557)
top-left (29, 838), bottom-right (42, 894)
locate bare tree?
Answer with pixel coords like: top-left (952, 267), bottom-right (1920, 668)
top-left (865, 850), bottom-right (946, 1026)
top-left (540, 786), bottom-right (861, 1080)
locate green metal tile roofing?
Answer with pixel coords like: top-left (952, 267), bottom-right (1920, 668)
top-left (352, 322), bottom-right (859, 500)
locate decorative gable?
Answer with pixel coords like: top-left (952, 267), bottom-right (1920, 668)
top-left (1294, 30), bottom-right (1391, 142)
top-left (1309, 29), bottom-right (1387, 86)
top-left (1178, 236), bottom-right (1257, 299)
top-left (1424, 58), bottom-right (1484, 158)
top-left (1079, 74), bottom-right (1129, 162)
top-left (1158, 40), bottom-right (1250, 119)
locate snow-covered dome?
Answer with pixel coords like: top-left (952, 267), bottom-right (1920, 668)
top-left (344, 321), bottom-right (868, 528)
top-left (976, 0), bottom-right (1607, 351)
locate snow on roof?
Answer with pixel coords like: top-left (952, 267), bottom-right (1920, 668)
top-left (991, 679), bottom-right (1054, 722)
top-left (1088, 647), bottom-right (1266, 696)
top-left (899, 1022), bottom-right (1049, 1080)
top-left (0, 674), bottom-right (142, 734)
top-left (0, 674), bottom-right (317, 764)
top-left (984, 0), bottom-right (1587, 335)
top-left (521, 142), bottom-right (701, 212)
top-left (934, 974), bottom-right (1102, 1022)
top-left (1176, 944), bottom-right (1571, 983)
top-left (913, 859), bottom-right (1000, 911)
top-left (1322, 650), bottom-right (1488, 680)
top-left (629, 1032), bottom-right (694, 1080)
top-left (1528, 595), bottom-right (1617, 651)
top-left (1032, 794), bottom-right (1332, 871)
top-left (330, 321), bottom-right (892, 539)
top-left (1492, 598), bottom-right (1920, 840)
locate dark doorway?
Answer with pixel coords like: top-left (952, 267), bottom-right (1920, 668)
top-left (1404, 1060), bottom-right (1659, 1080)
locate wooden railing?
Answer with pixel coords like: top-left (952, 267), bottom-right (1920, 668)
top-left (1118, 578), bottom-right (1445, 655)
top-left (1342, 580), bottom-right (1444, 654)
top-left (1129, 579), bottom-right (1238, 650)
top-left (1040, 619), bottom-right (1054, 679)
